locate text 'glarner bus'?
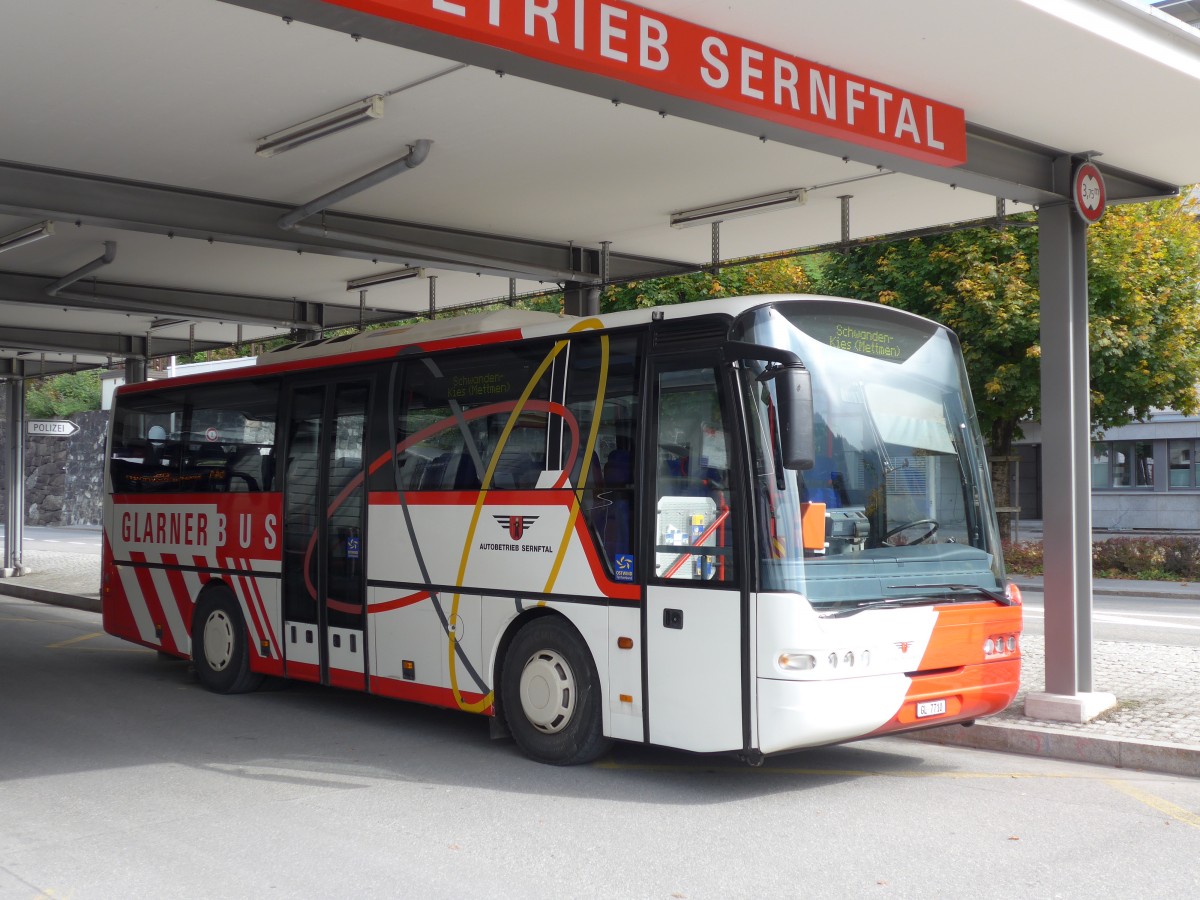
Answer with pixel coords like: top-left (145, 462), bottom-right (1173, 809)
top-left (102, 295), bottom-right (1022, 765)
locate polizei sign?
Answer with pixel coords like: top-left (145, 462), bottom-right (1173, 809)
top-left (326, 0), bottom-right (968, 166)
top-left (28, 420), bottom-right (80, 437)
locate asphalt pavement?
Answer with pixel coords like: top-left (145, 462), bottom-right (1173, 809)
top-left (3, 538), bottom-right (1198, 779)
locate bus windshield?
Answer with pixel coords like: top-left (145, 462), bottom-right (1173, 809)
top-left (735, 299), bottom-right (1004, 609)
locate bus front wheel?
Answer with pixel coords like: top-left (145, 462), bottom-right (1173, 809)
top-left (501, 617), bottom-right (610, 765)
top-left (191, 589), bottom-right (263, 695)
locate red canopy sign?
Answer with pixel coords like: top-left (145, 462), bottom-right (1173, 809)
top-left (324, 0), bottom-right (967, 166)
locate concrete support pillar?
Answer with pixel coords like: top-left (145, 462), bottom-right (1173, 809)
top-left (124, 356), bottom-right (147, 385)
top-left (1025, 157), bottom-right (1114, 723)
top-left (2, 379), bottom-right (29, 577)
top-left (563, 282), bottom-right (600, 317)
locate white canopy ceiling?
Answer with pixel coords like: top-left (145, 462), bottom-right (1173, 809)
top-left (1, 0), bottom-right (1199, 374)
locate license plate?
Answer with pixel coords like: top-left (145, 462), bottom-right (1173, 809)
top-left (916, 698), bottom-right (947, 718)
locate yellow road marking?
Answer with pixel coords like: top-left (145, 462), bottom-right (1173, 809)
top-left (44, 631), bottom-right (146, 653)
top-left (1107, 779), bottom-right (1200, 829)
top-left (47, 631), bottom-right (105, 649)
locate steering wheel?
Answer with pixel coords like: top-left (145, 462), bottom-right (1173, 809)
top-left (883, 518), bottom-right (939, 546)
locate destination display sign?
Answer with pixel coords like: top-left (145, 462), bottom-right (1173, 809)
top-left (789, 313), bottom-right (936, 364)
top-left (325, 0), bottom-right (968, 166)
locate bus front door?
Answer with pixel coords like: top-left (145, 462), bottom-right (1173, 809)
top-left (281, 381), bottom-right (371, 690)
top-left (644, 358), bottom-right (745, 753)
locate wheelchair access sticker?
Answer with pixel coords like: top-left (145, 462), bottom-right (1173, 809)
top-left (614, 554), bottom-right (634, 583)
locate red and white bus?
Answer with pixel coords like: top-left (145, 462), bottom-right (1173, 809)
top-left (102, 294), bottom-right (1021, 765)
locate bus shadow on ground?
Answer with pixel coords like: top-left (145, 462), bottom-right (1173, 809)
top-left (123, 655), bottom-right (960, 805)
top-left (0, 613), bottom-right (954, 806)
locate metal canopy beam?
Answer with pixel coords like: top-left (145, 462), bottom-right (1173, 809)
top-left (0, 325), bottom-right (221, 359)
top-left (0, 161), bottom-right (694, 284)
top-left (219, 0), bottom-right (1178, 208)
top-left (0, 270), bottom-right (348, 331)
top-left (963, 126), bottom-right (1177, 206)
top-left (0, 359), bottom-right (101, 379)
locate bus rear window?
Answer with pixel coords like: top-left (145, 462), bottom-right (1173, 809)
top-left (110, 379), bottom-right (279, 494)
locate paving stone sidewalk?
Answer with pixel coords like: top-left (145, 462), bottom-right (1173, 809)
top-left (995, 633), bottom-right (1200, 746)
top-left (0, 549), bottom-right (102, 609)
top-left (908, 630), bottom-right (1200, 777)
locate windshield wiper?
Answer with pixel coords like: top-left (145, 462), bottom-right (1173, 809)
top-left (820, 596), bottom-right (942, 619)
top-left (821, 583), bottom-right (1013, 619)
top-left (886, 582), bottom-right (1015, 605)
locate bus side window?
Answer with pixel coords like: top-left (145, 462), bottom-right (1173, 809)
top-left (285, 427), bottom-right (321, 537)
top-left (653, 366), bottom-right (736, 583)
top-left (597, 446), bottom-right (634, 559)
top-left (488, 421), bottom-right (546, 490)
top-left (564, 333), bottom-right (642, 578)
top-left (227, 445), bottom-right (263, 492)
top-left (394, 345), bottom-right (555, 492)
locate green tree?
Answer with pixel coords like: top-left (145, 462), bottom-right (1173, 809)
top-left (25, 371), bottom-right (102, 418)
top-left (171, 337), bottom-right (292, 365)
top-left (516, 256), bottom-right (813, 316)
top-left (601, 256), bottom-right (813, 310)
top-left (816, 194), bottom-right (1200, 517)
top-left (1087, 197), bottom-right (1200, 427)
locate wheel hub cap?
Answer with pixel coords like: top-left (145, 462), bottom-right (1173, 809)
top-left (203, 610), bottom-right (234, 672)
top-left (518, 649), bottom-right (576, 734)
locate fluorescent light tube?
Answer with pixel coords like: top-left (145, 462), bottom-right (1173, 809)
top-left (670, 189), bottom-right (806, 228)
top-left (256, 95), bottom-right (385, 158)
top-left (0, 221), bottom-right (54, 253)
top-left (346, 266), bottom-right (425, 290)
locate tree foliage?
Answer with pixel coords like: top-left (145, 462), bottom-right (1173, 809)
top-left (816, 194), bottom-right (1200, 455)
top-left (601, 256), bottom-right (813, 311)
top-left (1087, 196), bottom-right (1200, 427)
top-left (517, 256), bottom-right (814, 317)
top-left (25, 371), bottom-right (102, 419)
top-left (817, 220), bottom-right (1041, 452)
top-left (172, 338), bottom-right (292, 365)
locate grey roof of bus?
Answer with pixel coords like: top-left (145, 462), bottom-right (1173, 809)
top-left (258, 308), bottom-right (570, 364)
top-left (256, 294), bottom-right (860, 365)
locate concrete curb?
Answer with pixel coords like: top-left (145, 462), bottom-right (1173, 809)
top-left (1091, 587), bottom-right (1200, 600)
top-left (903, 720), bottom-right (1200, 779)
top-left (0, 584), bottom-right (100, 614)
top-left (1011, 578), bottom-right (1200, 601)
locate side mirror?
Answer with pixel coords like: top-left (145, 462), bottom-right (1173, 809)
top-left (721, 340), bottom-right (817, 472)
top-left (775, 365), bottom-right (815, 471)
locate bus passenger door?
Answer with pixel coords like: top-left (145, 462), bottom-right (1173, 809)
top-left (281, 381), bottom-right (371, 690)
top-left (644, 358), bottom-right (745, 753)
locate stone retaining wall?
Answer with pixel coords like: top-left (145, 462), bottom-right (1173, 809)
top-left (0, 409), bottom-right (109, 528)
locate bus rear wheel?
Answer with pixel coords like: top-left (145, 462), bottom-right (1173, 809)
top-left (501, 617), bottom-right (610, 765)
top-left (191, 589), bottom-right (263, 694)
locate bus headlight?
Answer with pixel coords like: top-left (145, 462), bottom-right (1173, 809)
top-left (984, 633), bottom-right (1020, 657)
top-left (778, 652), bottom-right (817, 671)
